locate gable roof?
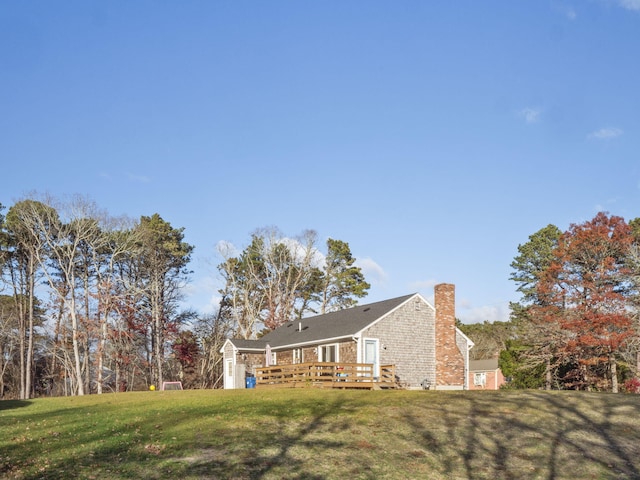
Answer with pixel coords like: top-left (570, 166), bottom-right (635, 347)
top-left (259, 294), bottom-right (418, 349)
top-left (469, 358), bottom-right (500, 371)
top-left (220, 337), bottom-right (268, 354)
top-left (227, 338), bottom-right (268, 350)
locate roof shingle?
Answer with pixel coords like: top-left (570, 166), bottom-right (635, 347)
top-left (259, 294), bottom-right (417, 349)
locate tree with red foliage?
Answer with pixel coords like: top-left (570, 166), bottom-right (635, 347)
top-left (172, 330), bottom-right (200, 388)
top-left (535, 212), bottom-right (634, 392)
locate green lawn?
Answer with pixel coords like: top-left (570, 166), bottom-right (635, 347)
top-left (1, 388), bottom-right (639, 479)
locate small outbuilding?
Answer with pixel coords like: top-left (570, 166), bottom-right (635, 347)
top-left (468, 358), bottom-right (506, 390)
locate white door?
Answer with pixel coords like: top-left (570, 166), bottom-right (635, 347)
top-left (225, 359), bottom-right (234, 389)
top-left (364, 339), bottom-right (379, 380)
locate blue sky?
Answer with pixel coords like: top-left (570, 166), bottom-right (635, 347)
top-left (2, 1), bottom-right (639, 323)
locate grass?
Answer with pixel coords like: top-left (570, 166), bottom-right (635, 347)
top-left (1, 389), bottom-right (640, 480)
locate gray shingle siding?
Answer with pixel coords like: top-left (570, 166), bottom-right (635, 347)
top-left (361, 296), bottom-right (436, 389)
top-left (223, 341), bottom-right (234, 359)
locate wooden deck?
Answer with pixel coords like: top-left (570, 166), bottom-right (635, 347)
top-left (255, 362), bottom-right (397, 390)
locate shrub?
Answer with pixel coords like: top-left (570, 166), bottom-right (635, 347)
top-left (623, 378), bottom-right (640, 394)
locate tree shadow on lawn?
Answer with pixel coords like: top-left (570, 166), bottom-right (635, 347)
top-left (6, 391), bottom-right (640, 480)
top-left (171, 395), bottom-right (354, 480)
top-left (0, 399), bottom-right (235, 480)
top-left (0, 403), bottom-right (150, 480)
top-left (2, 394), bottom-right (353, 480)
top-left (0, 399), bottom-right (31, 411)
top-left (403, 391), bottom-right (640, 480)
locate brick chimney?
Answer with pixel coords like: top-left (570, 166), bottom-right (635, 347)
top-left (434, 283), bottom-right (464, 387)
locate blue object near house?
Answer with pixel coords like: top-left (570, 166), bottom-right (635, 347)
top-left (245, 376), bottom-right (256, 389)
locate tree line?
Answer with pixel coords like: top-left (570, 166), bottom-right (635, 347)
top-left (0, 194), bottom-right (370, 399)
top-left (4, 193), bottom-right (638, 397)
top-left (460, 212), bottom-right (640, 393)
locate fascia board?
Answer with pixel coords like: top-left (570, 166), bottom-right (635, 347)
top-left (456, 327), bottom-right (475, 348)
top-left (219, 338), bottom-right (234, 354)
top-left (271, 335), bottom-right (355, 351)
top-left (219, 338), bottom-right (267, 354)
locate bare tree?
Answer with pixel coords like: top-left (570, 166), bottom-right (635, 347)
top-left (259, 228), bottom-right (319, 330)
top-left (4, 199), bottom-right (53, 399)
top-left (0, 295), bottom-right (19, 398)
top-left (195, 309), bottom-right (232, 388)
top-left (93, 217), bottom-right (141, 394)
top-left (10, 194), bottom-right (113, 395)
top-left (217, 228), bottom-right (320, 338)
top-left (217, 237), bottom-right (267, 339)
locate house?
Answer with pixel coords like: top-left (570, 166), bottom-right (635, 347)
top-left (221, 283), bottom-right (474, 390)
top-left (468, 358), bottom-right (506, 390)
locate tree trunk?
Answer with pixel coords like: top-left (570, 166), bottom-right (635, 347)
top-left (96, 310), bottom-right (106, 394)
top-left (155, 313), bottom-right (163, 388)
top-left (13, 266), bottom-right (27, 400)
top-left (83, 286), bottom-right (91, 394)
top-left (19, 312), bottom-right (26, 400)
top-left (24, 258), bottom-right (35, 400)
top-left (545, 357), bottom-right (551, 390)
top-left (152, 276), bottom-right (164, 388)
top-left (69, 296), bottom-right (85, 396)
top-left (26, 302), bottom-right (34, 398)
top-left (0, 343), bottom-right (5, 399)
top-left (610, 352), bottom-right (618, 393)
top-left (50, 291), bottom-right (65, 397)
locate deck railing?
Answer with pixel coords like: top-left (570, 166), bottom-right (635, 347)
top-left (254, 362), bottom-right (397, 389)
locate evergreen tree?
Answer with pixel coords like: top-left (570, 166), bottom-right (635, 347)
top-left (509, 224), bottom-right (562, 389)
top-left (319, 239), bottom-right (370, 314)
top-left (135, 214), bottom-right (193, 388)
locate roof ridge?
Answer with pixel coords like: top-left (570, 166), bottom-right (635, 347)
top-left (289, 293), bottom-right (418, 324)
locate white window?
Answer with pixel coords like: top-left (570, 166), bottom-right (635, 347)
top-left (319, 344), bottom-right (337, 363)
top-left (474, 372), bottom-right (486, 386)
top-left (293, 348), bottom-right (302, 364)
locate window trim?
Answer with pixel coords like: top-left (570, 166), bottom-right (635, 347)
top-left (292, 348), bottom-right (303, 364)
top-left (362, 337), bottom-right (380, 378)
top-left (474, 372), bottom-right (486, 386)
top-left (319, 344), bottom-right (339, 363)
